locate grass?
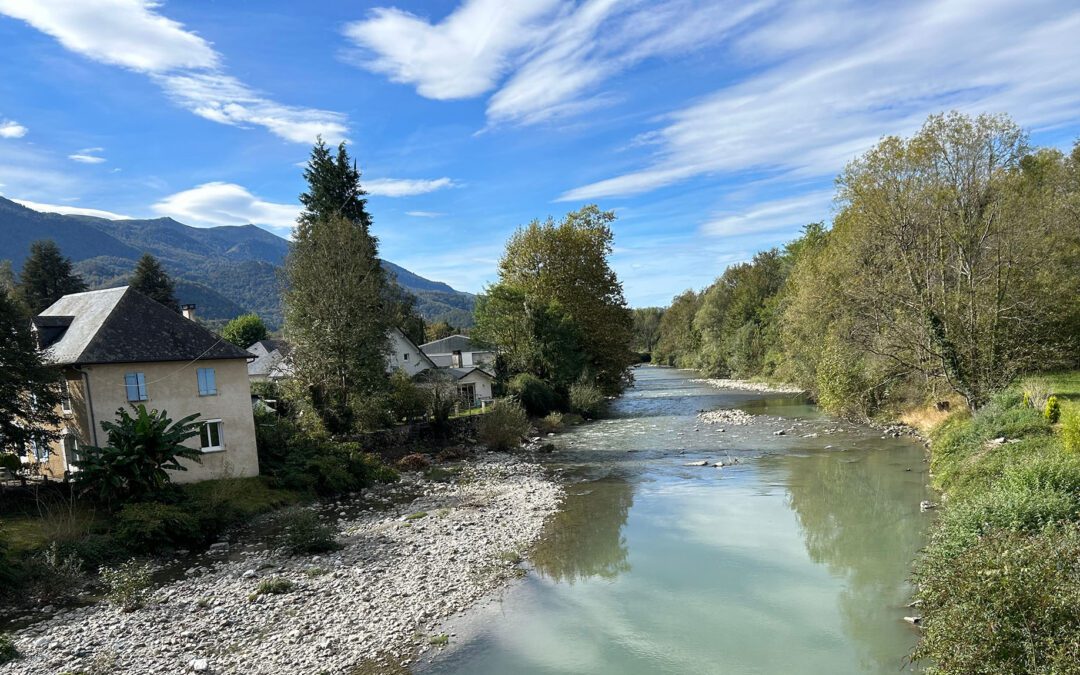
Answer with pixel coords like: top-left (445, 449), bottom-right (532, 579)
top-left (449, 406), bottom-right (491, 419)
top-left (249, 577), bottom-right (294, 601)
top-left (428, 634), bottom-right (450, 646)
top-left (404, 511), bottom-right (428, 521)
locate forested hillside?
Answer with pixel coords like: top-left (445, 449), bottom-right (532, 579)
top-left (0, 197), bottom-right (474, 328)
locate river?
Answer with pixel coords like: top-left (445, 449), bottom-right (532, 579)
top-left (420, 366), bottom-right (934, 674)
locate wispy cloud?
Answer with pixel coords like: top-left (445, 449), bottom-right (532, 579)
top-left (365, 177), bottom-right (456, 197)
top-left (13, 198), bottom-right (130, 219)
top-left (152, 182), bottom-right (298, 232)
top-left (561, 1), bottom-right (1080, 201)
top-left (0, 0), bottom-right (346, 143)
top-left (0, 120), bottom-right (28, 138)
top-left (405, 210), bottom-right (445, 218)
top-left (701, 190), bottom-right (834, 237)
top-left (344, 0), bottom-right (764, 126)
top-left (68, 147), bottom-right (106, 164)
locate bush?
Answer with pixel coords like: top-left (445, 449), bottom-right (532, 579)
top-left (507, 374), bottom-right (559, 417)
top-left (536, 412), bottom-right (564, 434)
top-left (397, 453), bottom-right (431, 472)
top-left (913, 524), bottom-right (1080, 673)
top-left (280, 509), bottom-right (340, 554)
top-left (1021, 376), bottom-right (1052, 411)
top-left (1063, 408), bottom-right (1080, 454)
top-left (100, 559), bottom-right (153, 612)
top-left (32, 541), bottom-right (87, 602)
top-left (250, 577), bottom-right (293, 600)
top-left (388, 371), bottom-right (429, 422)
top-left (113, 502), bottom-right (201, 553)
top-left (569, 380), bottom-right (605, 417)
top-left (0, 634), bottom-right (18, 664)
top-left (478, 399), bottom-right (529, 451)
top-left (183, 476), bottom-right (300, 535)
top-left (1045, 395), bottom-right (1061, 423)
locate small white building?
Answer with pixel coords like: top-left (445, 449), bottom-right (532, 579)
top-left (419, 335), bottom-right (495, 369)
top-left (414, 367), bottom-right (495, 408)
top-left (386, 327), bottom-right (437, 377)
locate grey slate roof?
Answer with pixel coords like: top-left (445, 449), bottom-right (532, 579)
top-left (247, 339), bottom-right (294, 378)
top-left (413, 366), bottom-right (494, 383)
top-left (419, 335), bottom-right (491, 355)
top-left (37, 286), bottom-right (251, 365)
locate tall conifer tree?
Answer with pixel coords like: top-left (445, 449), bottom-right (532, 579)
top-left (18, 240), bottom-right (88, 314)
top-left (129, 253), bottom-right (180, 311)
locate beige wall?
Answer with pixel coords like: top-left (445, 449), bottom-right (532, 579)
top-left (386, 330), bottom-right (432, 377)
top-left (457, 371), bottom-right (493, 403)
top-left (38, 359), bottom-right (259, 483)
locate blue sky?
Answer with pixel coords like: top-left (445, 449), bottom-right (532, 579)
top-left (2, 1), bottom-right (1079, 307)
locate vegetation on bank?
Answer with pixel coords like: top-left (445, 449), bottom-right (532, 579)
top-left (913, 373), bottom-right (1080, 673)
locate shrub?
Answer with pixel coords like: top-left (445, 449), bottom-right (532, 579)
top-left (0, 634), bottom-right (18, 664)
top-left (507, 374), bottom-right (559, 417)
top-left (569, 380), bottom-right (605, 417)
top-left (250, 577), bottom-right (293, 600)
top-left (113, 502), bottom-right (201, 553)
top-left (1063, 408), bottom-right (1080, 454)
top-left (280, 509), bottom-right (340, 554)
top-left (100, 559), bottom-right (153, 612)
top-left (388, 371), bottom-right (428, 422)
top-left (396, 453), bottom-right (430, 472)
top-left (913, 524), bottom-right (1080, 673)
top-left (32, 541), bottom-right (87, 602)
top-left (1045, 395), bottom-right (1061, 423)
top-left (536, 412), bottom-right (564, 434)
top-left (478, 399), bottom-right (529, 451)
top-left (184, 476), bottom-right (300, 535)
top-left (1020, 376), bottom-right (1052, 410)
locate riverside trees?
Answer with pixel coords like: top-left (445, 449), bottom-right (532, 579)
top-left (652, 112), bottom-right (1080, 415)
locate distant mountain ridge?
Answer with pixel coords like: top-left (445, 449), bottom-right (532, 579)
top-left (0, 197), bottom-right (475, 328)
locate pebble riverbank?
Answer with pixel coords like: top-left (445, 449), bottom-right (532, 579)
top-left (6, 456), bottom-right (562, 675)
top-left (690, 378), bottom-right (805, 394)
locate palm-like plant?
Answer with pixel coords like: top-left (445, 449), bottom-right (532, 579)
top-left (75, 405), bottom-right (202, 505)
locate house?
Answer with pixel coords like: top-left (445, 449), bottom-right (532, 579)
top-left (29, 287), bottom-right (260, 483)
top-left (413, 367), bottom-right (495, 408)
top-left (419, 335), bottom-right (496, 369)
top-left (386, 327), bottom-right (438, 377)
top-left (247, 339), bottom-right (293, 382)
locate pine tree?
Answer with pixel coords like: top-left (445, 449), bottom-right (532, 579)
top-left (129, 253), bottom-right (180, 312)
top-left (285, 140), bottom-right (392, 431)
top-left (0, 290), bottom-right (61, 456)
top-left (18, 240), bottom-right (88, 314)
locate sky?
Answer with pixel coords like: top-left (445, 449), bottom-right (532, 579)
top-left (2, 0), bottom-right (1079, 307)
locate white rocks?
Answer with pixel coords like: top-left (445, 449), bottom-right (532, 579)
top-left (697, 409), bottom-right (755, 426)
top-left (920, 500), bottom-right (936, 512)
top-left (7, 457), bottom-right (562, 675)
top-left (691, 378), bottom-right (805, 394)
top-left (683, 461), bottom-right (708, 467)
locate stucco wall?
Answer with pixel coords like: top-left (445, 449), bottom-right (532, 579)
top-left (457, 371), bottom-right (493, 402)
top-left (424, 350), bottom-right (495, 368)
top-left (39, 359), bottom-right (259, 483)
top-left (386, 331), bottom-right (432, 377)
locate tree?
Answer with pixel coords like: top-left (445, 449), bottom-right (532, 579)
top-left (298, 136), bottom-right (371, 233)
top-left (631, 307), bottom-right (663, 354)
top-left (129, 254), bottom-right (179, 311)
top-left (382, 283), bottom-right (425, 346)
top-left (425, 320), bottom-right (456, 343)
top-left (221, 313), bottom-right (268, 348)
top-left (74, 405), bottom-right (202, 505)
top-left (17, 240), bottom-right (88, 314)
top-left (653, 290), bottom-right (702, 368)
top-left (0, 290), bottom-right (61, 457)
top-left (491, 205), bottom-right (635, 394)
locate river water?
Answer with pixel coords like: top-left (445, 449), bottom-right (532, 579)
top-left (421, 366), bottom-right (934, 675)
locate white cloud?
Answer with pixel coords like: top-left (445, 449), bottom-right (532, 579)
top-left (68, 147), bottom-right (106, 164)
top-left (701, 190), bottom-right (834, 237)
top-left (343, 1), bottom-right (561, 100)
top-left (13, 198), bottom-right (130, 219)
top-left (0, 0), bottom-right (347, 143)
top-left (365, 177), bottom-right (456, 197)
top-left (562, 1), bottom-right (1080, 200)
top-left (405, 210), bottom-right (445, 218)
top-left (345, 0), bottom-right (765, 126)
top-left (152, 182), bottom-right (299, 231)
top-left (0, 120), bottom-right (28, 138)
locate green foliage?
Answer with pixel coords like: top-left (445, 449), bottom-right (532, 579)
top-left (280, 509), bottom-right (339, 554)
top-left (298, 138), bottom-right (372, 231)
top-left (221, 313), bottom-right (268, 348)
top-left (425, 321), bottom-right (456, 342)
top-left (32, 541), bottom-right (87, 602)
top-left (536, 412), bottom-right (564, 434)
top-left (652, 290), bottom-right (702, 368)
top-left (568, 379), bottom-right (605, 417)
top-left (0, 288), bottom-right (62, 455)
top-left (1064, 409), bottom-right (1080, 453)
top-left (113, 502), bottom-right (201, 553)
top-left (1045, 395), bottom-right (1061, 423)
top-left (0, 634), bottom-right (18, 664)
top-left (477, 399), bottom-right (529, 451)
top-left (250, 577), bottom-right (294, 600)
top-left (74, 405), bottom-right (202, 505)
top-left (17, 239), bottom-right (88, 313)
top-left (396, 453), bottom-right (430, 472)
top-left (507, 373), bottom-right (559, 417)
top-left (387, 370), bottom-right (428, 422)
top-left (129, 253), bottom-right (179, 312)
top-left (913, 524), bottom-right (1080, 673)
top-left (100, 558), bottom-right (153, 612)
top-left (631, 307), bottom-right (664, 354)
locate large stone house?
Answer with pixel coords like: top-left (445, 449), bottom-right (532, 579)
top-left (29, 286), bottom-right (260, 483)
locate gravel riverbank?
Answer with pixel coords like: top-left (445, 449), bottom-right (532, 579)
top-left (690, 378), bottom-right (805, 394)
top-left (6, 456), bottom-right (562, 675)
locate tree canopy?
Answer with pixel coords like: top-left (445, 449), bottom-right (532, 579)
top-left (129, 253), bottom-right (179, 312)
top-left (221, 313), bottom-right (268, 348)
top-left (17, 240), bottom-right (87, 314)
top-left (0, 289), bottom-right (61, 456)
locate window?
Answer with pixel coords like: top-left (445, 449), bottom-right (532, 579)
top-left (125, 372), bottom-right (147, 401)
top-left (31, 439), bottom-right (48, 461)
top-left (60, 378), bottom-right (72, 413)
top-left (199, 420), bottom-right (224, 452)
top-left (63, 434), bottom-right (80, 469)
top-left (403, 353), bottom-right (409, 361)
top-left (197, 367), bottom-right (217, 396)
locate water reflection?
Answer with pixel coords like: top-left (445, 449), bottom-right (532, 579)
top-left (530, 477), bottom-right (634, 584)
top-left (782, 446), bottom-right (931, 671)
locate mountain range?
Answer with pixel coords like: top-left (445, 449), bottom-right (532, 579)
top-left (0, 196), bottom-right (475, 329)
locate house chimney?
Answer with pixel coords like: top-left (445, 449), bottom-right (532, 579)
top-left (181, 304), bottom-right (196, 321)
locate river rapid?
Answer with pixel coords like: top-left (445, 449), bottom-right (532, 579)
top-left (420, 365), bottom-right (934, 674)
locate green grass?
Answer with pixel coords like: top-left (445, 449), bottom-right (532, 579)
top-left (249, 577), bottom-right (294, 601)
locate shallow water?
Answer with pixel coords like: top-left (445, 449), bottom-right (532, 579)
top-left (421, 366), bottom-right (933, 674)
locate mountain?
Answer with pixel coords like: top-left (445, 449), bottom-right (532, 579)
top-left (0, 197), bottom-right (475, 329)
